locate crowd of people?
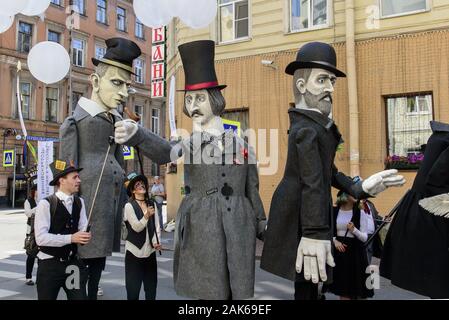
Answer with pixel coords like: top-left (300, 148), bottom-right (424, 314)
top-left (23, 163), bottom-right (166, 300)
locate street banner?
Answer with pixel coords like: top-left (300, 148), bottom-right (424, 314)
top-left (37, 141), bottom-right (54, 200)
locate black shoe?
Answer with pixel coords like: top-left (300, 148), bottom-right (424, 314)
top-left (25, 279), bottom-right (34, 286)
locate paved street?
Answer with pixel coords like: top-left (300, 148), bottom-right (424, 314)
top-left (0, 208), bottom-right (426, 300)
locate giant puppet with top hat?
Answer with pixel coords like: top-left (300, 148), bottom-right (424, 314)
top-left (59, 37), bottom-right (172, 290)
top-left (114, 40), bottom-right (267, 300)
top-left (259, 42), bottom-right (405, 300)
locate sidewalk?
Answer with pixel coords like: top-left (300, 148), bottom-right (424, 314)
top-left (0, 207), bottom-right (24, 215)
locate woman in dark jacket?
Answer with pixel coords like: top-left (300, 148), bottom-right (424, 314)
top-left (327, 190), bottom-right (375, 299)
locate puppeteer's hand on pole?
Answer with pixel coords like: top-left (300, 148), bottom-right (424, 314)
top-left (362, 169), bottom-right (406, 197)
top-left (296, 237), bottom-right (335, 283)
top-left (114, 119), bottom-right (138, 144)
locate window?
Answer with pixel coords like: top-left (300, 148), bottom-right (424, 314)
top-left (45, 87), bottom-right (59, 122)
top-left (385, 93), bottom-right (433, 170)
top-left (18, 83), bottom-right (31, 120)
top-left (135, 105), bottom-right (144, 126)
top-left (51, 0), bottom-right (62, 6)
top-left (151, 109), bottom-right (160, 135)
top-left (135, 18), bottom-right (145, 39)
top-left (18, 22), bottom-right (33, 53)
top-left (72, 91), bottom-right (83, 112)
top-left (219, 0), bottom-right (249, 43)
top-left (151, 163), bottom-right (160, 176)
top-left (95, 44), bottom-right (106, 60)
top-left (381, 0), bottom-right (427, 17)
top-left (48, 30), bottom-right (61, 43)
top-left (96, 0), bottom-right (107, 24)
top-left (72, 38), bottom-right (85, 67)
top-left (117, 7), bottom-right (127, 32)
top-left (71, 0), bottom-right (85, 15)
top-left (134, 58), bottom-right (145, 84)
top-left (290, 0), bottom-right (328, 32)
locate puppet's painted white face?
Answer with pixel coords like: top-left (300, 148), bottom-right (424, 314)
top-left (97, 66), bottom-right (132, 110)
top-left (297, 68), bottom-right (336, 117)
top-left (185, 89), bottom-right (214, 126)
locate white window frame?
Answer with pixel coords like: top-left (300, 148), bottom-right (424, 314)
top-left (72, 37), bottom-right (86, 67)
top-left (134, 58), bottom-right (145, 84)
top-left (405, 95), bottom-right (432, 116)
top-left (151, 108), bottom-right (160, 135)
top-left (218, 0), bottom-right (251, 44)
top-left (96, 0), bottom-right (107, 24)
top-left (288, 0), bottom-right (330, 33)
top-left (95, 43), bottom-right (107, 60)
top-left (379, 0), bottom-right (430, 19)
top-left (134, 104), bottom-right (144, 126)
top-left (117, 6), bottom-right (127, 32)
top-left (45, 87), bottom-right (59, 123)
top-left (135, 18), bottom-right (145, 39)
top-left (71, 0), bottom-right (86, 15)
top-left (18, 82), bottom-right (32, 120)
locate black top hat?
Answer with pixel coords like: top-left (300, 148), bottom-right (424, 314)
top-left (124, 172), bottom-right (148, 197)
top-left (49, 160), bottom-right (83, 186)
top-left (285, 42), bottom-right (346, 77)
top-left (178, 40), bottom-right (226, 91)
top-left (92, 37), bottom-right (141, 74)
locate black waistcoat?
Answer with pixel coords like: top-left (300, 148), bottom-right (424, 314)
top-left (39, 196), bottom-right (81, 259)
top-left (125, 199), bottom-right (155, 249)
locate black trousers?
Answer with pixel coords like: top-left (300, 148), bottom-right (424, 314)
top-left (83, 257), bottom-right (106, 300)
top-left (36, 257), bottom-right (87, 300)
top-left (125, 251), bottom-right (157, 300)
top-left (26, 254), bottom-right (35, 279)
top-left (294, 279), bottom-right (319, 300)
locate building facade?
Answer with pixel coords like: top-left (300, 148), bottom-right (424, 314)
top-left (165, 0), bottom-right (449, 218)
top-left (0, 0), bottom-right (166, 205)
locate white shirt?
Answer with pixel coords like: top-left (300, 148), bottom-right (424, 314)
top-left (78, 96), bottom-right (122, 118)
top-left (124, 202), bottom-right (161, 258)
top-left (335, 208), bottom-right (375, 242)
top-left (34, 191), bottom-right (88, 260)
top-left (24, 198), bottom-right (37, 234)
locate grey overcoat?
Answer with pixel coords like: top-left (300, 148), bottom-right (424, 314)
top-left (59, 103), bottom-right (171, 259)
top-left (131, 129), bottom-right (267, 299)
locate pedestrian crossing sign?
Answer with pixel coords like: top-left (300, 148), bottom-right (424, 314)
top-left (3, 150), bottom-right (14, 167)
top-left (123, 146), bottom-right (134, 160)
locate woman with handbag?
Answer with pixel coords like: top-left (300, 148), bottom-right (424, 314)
top-left (24, 183), bottom-right (38, 285)
top-left (327, 190), bottom-right (375, 299)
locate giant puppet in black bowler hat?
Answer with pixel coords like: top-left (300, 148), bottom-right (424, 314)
top-left (260, 41), bottom-right (406, 300)
top-left (59, 36), bottom-right (172, 300)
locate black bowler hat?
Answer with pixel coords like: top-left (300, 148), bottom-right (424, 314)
top-left (49, 160), bottom-right (83, 186)
top-left (178, 40), bottom-right (226, 91)
top-left (285, 42), bottom-right (346, 77)
top-left (124, 172), bottom-right (148, 197)
top-left (92, 37), bottom-right (141, 74)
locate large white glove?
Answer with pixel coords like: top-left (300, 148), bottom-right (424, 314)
top-left (114, 119), bottom-right (138, 145)
top-left (362, 169), bottom-right (405, 196)
top-left (296, 237), bottom-right (335, 283)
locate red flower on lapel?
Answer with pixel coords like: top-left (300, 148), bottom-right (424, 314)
top-left (233, 147), bottom-right (248, 165)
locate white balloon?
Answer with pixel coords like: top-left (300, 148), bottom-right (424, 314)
top-left (0, 0), bottom-right (29, 16)
top-left (177, 0), bottom-right (217, 29)
top-left (28, 41), bottom-right (70, 84)
top-left (21, 0), bottom-right (51, 16)
top-left (0, 15), bottom-right (14, 33)
top-left (133, 0), bottom-right (174, 28)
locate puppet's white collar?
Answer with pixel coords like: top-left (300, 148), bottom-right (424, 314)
top-left (78, 97), bottom-right (121, 118)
